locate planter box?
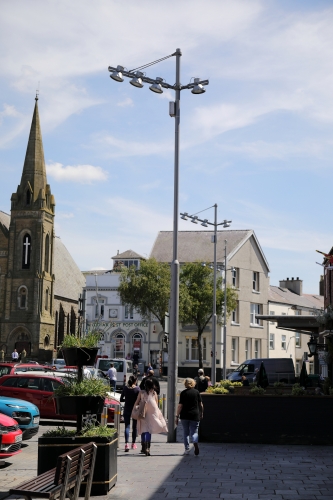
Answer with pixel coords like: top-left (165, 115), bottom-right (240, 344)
top-left (55, 396), bottom-right (104, 416)
top-left (61, 347), bottom-right (98, 367)
top-left (200, 394), bottom-right (333, 445)
top-left (38, 433), bottom-right (118, 495)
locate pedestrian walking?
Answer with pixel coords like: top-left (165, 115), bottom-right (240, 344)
top-left (107, 363), bottom-right (117, 392)
top-left (176, 377), bottom-right (203, 456)
top-left (120, 375), bottom-right (140, 452)
top-left (20, 348), bottom-right (27, 363)
top-left (140, 369), bottom-right (160, 395)
top-left (194, 369), bottom-right (208, 392)
top-left (12, 348), bottom-right (19, 362)
top-left (134, 378), bottom-right (168, 456)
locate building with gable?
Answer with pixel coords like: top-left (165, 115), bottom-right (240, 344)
top-left (0, 98), bottom-right (85, 361)
top-left (150, 230), bottom-right (270, 377)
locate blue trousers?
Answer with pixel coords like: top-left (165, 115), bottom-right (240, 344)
top-left (141, 431), bottom-right (151, 442)
top-left (181, 419), bottom-right (200, 449)
top-left (110, 379), bottom-right (116, 391)
top-left (124, 414), bottom-right (137, 444)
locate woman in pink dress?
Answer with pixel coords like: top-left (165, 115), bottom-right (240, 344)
top-left (134, 378), bottom-right (168, 456)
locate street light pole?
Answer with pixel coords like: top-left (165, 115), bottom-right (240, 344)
top-left (212, 204), bottom-right (217, 385)
top-left (168, 48), bottom-right (181, 443)
top-left (223, 240), bottom-right (228, 380)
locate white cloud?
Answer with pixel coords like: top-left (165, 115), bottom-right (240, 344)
top-left (117, 98), bottom-right (133, 107)
top-left (94, 134), bottom-right (173, 158)
top-left (46, 162), bottom-right (108, 183)
top-left (57, 212), bottom-right (75, 219)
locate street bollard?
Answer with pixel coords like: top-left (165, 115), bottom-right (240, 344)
top-left (101, 406), bottom-right (108, 427)
top-left (114, 403), bottom-right (121, 448)
top-left (162, 392), bottom-right (166, 418)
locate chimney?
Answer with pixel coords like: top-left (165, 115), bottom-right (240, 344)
top-left (279, 277), bottom-right (303, 295)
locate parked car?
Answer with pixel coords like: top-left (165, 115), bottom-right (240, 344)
top-left (0, 373), bottom-right (119, 423)
top-left (0, 396), bottom-right (40, 440)
top-left (49, 359), bottom-right (66, 370)
top-left (56, 366), bottom-right (110, 386)
top-left (95, 358), bottom-right (133, 388)
top-left (227, 358), bottom-right (296, 384)
top-left (0, 363), bottom-right (50, 379)
top-left (0, 412), bottom-right (23, 458)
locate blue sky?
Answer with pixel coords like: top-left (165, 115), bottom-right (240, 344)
top-left (1, 0), bottom-right (333, 293)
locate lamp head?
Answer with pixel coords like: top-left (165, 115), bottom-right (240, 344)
top-left (129, 71), bottom-right (144, 88)
top-left (180, 212), bottom-right (188, 221)
top-left (201, 219), bottom-right (209, 227)
top-left (149, 77), bottom-right (163, 94)
top-left (110, 65), bottom-right (124, 82)
top-left (191, 78), bottom-right (206, 95)
top-left (307, 335), bottom-right (317, 356)
top-left (191, 216), bottom-right (198, 224)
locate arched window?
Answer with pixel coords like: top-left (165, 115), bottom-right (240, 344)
top-left (18, 286), bottom-right (28, 309)
top-left (114, 333), bottom-right (125, 358)
top-left (26, 190), bottom-right (31, 205)
top-left (44, 234), bottom-right (50, 273)
top-left (22, 233), bottom-right (31, 269)
top-left (132, 332), bottom-right (143, 358)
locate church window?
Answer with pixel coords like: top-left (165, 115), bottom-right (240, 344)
top-left (18, 286), bottom-right (28, 309)
top-left (26, 190), bottom-right (31, 205)
top-left (22, 234), bottom-right (31, 269)
top-left (44, 234), bottom-right (50, 272)
top-left (45, 289), bottom-right (49, 311)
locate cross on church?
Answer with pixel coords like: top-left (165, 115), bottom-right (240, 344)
top-left (23, 236), bottom-right (30, 265)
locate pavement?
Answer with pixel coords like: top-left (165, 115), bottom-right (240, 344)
top-left (1, 421), bottom-right (333, 500)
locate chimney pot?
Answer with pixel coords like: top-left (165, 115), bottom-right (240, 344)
top-left (297, 277), bottom-right (299, 280)
top-left (292, 277), bottom-right (294, 280)
top-left (287, 277), bottom-right (289, 281)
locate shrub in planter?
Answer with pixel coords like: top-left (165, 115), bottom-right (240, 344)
top-left (291, 383), bottom-right (305, 397)
top-left (60, 332), bottom-right (100, 366)
top-left (206, 386), bottom-right (229, 395)
top-left (273, 381), bottom-right (285, 395)
top-left (249, 386), bottom-right (266, 396)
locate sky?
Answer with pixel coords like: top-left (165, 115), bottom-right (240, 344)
top-left (1, 0), bottom-right (333, 294)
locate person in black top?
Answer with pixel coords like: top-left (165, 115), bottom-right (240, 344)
top-left (241, 375), bottom-right (250, 386)
top-left (176, 378), bottom-right (203, 456)
top-left (194, 369), bottom-right (208, 392)
top-left (120, 375), bottom-right (140, 452)
top-left (139, 370), bottom-right (160, 395)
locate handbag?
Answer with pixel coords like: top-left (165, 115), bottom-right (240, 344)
top-left (131, 393), bottom-right (147, 420)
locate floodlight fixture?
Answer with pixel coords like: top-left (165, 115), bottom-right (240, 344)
top-left (191, 78), bottom-right (206, 95)
top-left (191, 216), bottom-right (198, 224)
top-left (201, 219), bottom-right (209, 227)
top-left (110, 65), bottom-right (125, 82)
top-left (180, 212), bottom-right (188, 221)
top-left (149, 77), bottom-right (164, 94)
top-left (129, 71), bottom-right (144, 88)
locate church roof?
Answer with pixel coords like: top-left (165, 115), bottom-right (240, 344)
top-left (54, 237), bottom-right (86, 300)
top-left (150, 230), bottom-right (270, 271)
top-left (111, 249), bottom-right (145, 259)
top-left (0, 210), bottom-right (10, 229)
top-left (19, 98), bottom-right (47, 204)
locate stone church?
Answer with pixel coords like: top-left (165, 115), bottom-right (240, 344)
top-left (0, 98), bottom-right (85, 362)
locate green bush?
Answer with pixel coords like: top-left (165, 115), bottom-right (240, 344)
top-left (54, 377), bottom-right (109, 397)
top-left (59, 331), bottom-right (101, 349)
top-left (249, 386), bottom-right (266, 396)
top-left (291, 383), bottom-right (305, 397)
top-left (206, 386), bottom-right (229, 394)
top-left (42, 425), bottom-right (116, 438)
top-left (218, 380), bottom-right (242, 388)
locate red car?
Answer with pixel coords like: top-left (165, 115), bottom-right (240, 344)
top-left (0, 413), bottom-right (22, 458)
top-left (0, 363), bottom-right (50, 378)
top-left (0, 374), bottom-right (119, 423)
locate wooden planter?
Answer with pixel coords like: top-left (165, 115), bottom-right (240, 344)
top-left (55, 396), bottom-right (105, 416)
top-left (199, 394), bottom-right (333, 445)
top-left (38, 433), bottom-right (118, 495)
top-left (61, 347), bottom-right (98, 367)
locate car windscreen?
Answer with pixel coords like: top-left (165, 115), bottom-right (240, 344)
top-left (127, 362), bottom-right (133, 373)
top-left (234, 363), bottom-right (255, 374)
top-left (112, 361), bottom-right (124, 372)
top-left (0, 366), bottom-right (11, 377)
top-left (99, 360), bottom-right (111, 371)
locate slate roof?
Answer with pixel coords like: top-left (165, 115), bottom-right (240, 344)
top-left (150, 230), bottom-right (270, 271)
top-left (111, 249), bottom-right (145, 260)
top-left (0, 210), bottom-right (10, 228)
top-left (269, 285), bottom-right (323, 310)
top-left (53, 237), bottom-right (85, 300)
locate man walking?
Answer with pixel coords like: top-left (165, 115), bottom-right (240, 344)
top-left (194, 369), bottom-right (208, 393)
top-left (107, 363), bottom-right (117, 392)
top-left (12, 348), bottom-right (19, 362)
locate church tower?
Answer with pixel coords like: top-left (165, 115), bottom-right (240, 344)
top-left (1, 97), bottom-right (56, 360)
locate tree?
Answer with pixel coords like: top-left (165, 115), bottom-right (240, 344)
top-left (118, 258), bottom-right (171, 330)
top-left (179, 262), bottom-right (238, 368)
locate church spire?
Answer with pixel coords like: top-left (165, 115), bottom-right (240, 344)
top-left (19, 97), bottom-right (47, 205)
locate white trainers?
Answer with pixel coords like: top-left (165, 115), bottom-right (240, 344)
top-left (184, 448), bottom-right (190, 455)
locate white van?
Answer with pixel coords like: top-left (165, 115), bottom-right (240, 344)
top-left (95, 358), bottom-right (133, 389)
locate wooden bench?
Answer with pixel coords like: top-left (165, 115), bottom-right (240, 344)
top-left (9, 442), bottom-right (97, 500)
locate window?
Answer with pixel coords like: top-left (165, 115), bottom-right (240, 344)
top-left (132, 332), bottom-right (142, 357)
top-left (231, 303), bottom-right (239, 323)
top-left (125, 305), bottom-right (133, 319)
top-left (122, 260), bottom-right (139, 269)
top-left (22, 233), bottom-right (31, 269)
top-left (281, 335), bottom-right (286, 350)
top-left (295, 332), bottom-right (301, 347)
top-left (245, 339), bottom-right (250, 359)
top-left (250, 303), bottom-right (261, 325)
top-left (18, 286), bottom-right (28, 309)
top-left (44, 234), bottom-right (50, 273)
top-left (308, 362), bottom-right (314, 374)
top-left (253, 272), bottom-right (259, 291)
top-left (115, 333), bottom-right (125, 358)
top-left (270, 311), bottom-right (275, 324)
top-left (95, 299), bottom-right (105, 318)
top-left (231, 338), bottom-right (238, 363)
top-left (232, 268), bottom-right (238, 287)
top-left (26, 190), bottom-right (31, 205)
top-left (295, 360), bottom-right (301, 375)
top-left (185, 337), bottom-right (206, 361)
top-left (269, 333), bottom-right (275, 350)
top-left (254, 340), bottom-right (260, 358)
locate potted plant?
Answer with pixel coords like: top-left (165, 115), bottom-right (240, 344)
top-left (38, 424), bottom-right (118, 495)
top-left (60, 331), bottom-right (100, 366)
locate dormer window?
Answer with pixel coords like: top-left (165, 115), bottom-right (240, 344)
top-left (22, 233), bottom-right (31, 269)
top-left (26, 190), bottom-right (31, 205)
